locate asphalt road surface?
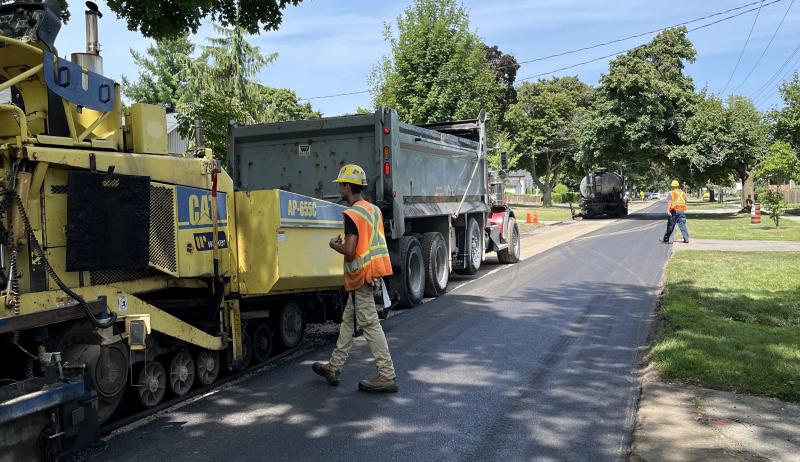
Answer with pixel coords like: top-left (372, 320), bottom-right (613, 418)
top-left (94, 203), bottom-right (671, 462)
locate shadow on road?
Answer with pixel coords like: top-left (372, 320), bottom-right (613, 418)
top-left (100, 278), bottom-right (663, 461)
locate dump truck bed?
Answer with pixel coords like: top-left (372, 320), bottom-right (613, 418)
top-left (229, 108), bottom-right (489, 238)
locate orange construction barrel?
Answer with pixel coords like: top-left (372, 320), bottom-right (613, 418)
top-left (751, 201), bottom-right (761, 225)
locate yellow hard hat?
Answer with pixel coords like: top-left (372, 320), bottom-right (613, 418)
top-left (333, 164), bottom-right (368, 186)
top-left (671, 180), bottom-right (680, 187)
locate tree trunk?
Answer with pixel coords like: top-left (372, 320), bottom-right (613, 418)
top-left (542, 186), bottom-right (553, 207)
top-left (719, 187), bottom-right (724, 204)
top-left (741, 169), bottom-right (755, 210)
top-left (708, 188), bottom-right (716, 203)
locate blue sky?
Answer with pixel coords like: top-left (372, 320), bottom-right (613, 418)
top-left (56, 0), bottom-right (800, 116)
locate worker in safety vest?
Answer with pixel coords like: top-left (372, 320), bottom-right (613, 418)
top-left (312, 164), bottom-right (398, 393)
top-left (662, 180), bottom-right (689, 243)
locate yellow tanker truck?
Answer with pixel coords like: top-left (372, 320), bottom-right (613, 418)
top-left (0, 2), bottom-right (347, 459)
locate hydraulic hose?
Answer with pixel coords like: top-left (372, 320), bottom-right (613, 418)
top-left (9, 191), bottom-right (116, 329)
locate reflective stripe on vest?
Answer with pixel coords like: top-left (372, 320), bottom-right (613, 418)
top-left (343, 201), bottom-right (393, 291)
top-left (671, 190), bottom-right (687, 211)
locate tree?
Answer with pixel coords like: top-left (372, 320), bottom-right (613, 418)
top-left (581, 27), bottom-right (697, 175)
top-left (756, 141), bottom-right (800, 185)
top-left (771, 73), bottom-right (800, 150)
top-left (761, 190), bottom-right (788, 227)
top-left (672, 92), bottom-right (735, 200)
top-left (176, 23), bottom-right (276, 161)
top-left (60, 0), bottom-right (303, 39)
top-left (505, 77), bottom-right (594, 206)
top-left (176, 92), bottom-right (251, 161)
top-left (253, 86), bottom-right (321, 122)
top-left (122, 24), bottom-right (319, 163)
top-left (121, 34), bottom-right (195, 111)
top-left (675, 94), bottom-right (769, 208)
top-left (723, 95), bottom-right (769, 208)
top-left (484, 44), bottom-right (520, 129)
top-left (370, 0), bottom-right (503, 126)
top-left (198, 24), bottom-right (277, 104)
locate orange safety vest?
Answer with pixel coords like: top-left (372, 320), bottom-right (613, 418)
top-left (342, 200), bottom-right (393, 291)
top-left (668, 189), bottom-right (687, 213)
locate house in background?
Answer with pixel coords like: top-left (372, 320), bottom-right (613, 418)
top-left (166, 113), bottom-right (192, 155)
top-left (505, 170), bottom-right (534, 195)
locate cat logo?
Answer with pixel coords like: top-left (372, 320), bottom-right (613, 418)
top-left (177, 186), bottom-right (227, 230)
top-left (298, 145), bottom-right (311, 157)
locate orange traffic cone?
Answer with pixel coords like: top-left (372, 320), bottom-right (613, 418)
top-left (526, 210), bottom-right (533, 224)
top-left (533, 210), bottom-right (539, 225)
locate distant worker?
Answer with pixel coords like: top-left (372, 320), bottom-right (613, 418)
top-left (662, 180), bottom-right (689, 243)
top-left (312, 164), bottom-right (398, 393)
top-left (639, 191), bottom-right (645, 202)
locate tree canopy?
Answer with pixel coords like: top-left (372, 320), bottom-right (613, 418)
top-left (771, 73), bottom-right (800, 150)
top-left (121, 34), bottom-right (195, 111)
top-left (370, 0), bottom-right (503, 125)
top-left (484, 44), bottom-right (520, 131)
top-left (122, 24), bottom-right (319, 164)
top-left (505, 76), bottom-right (594, 205)
top-left (581, 27), bottom-right (697, 173)
top-left (756, 141), bottom-right (800, 185)
top-left (52, 0), bottom-right (303, 39)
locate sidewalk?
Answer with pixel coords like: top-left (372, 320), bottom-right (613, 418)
top-left (632, 377), bottom-right (800, 462)
top-left (672, 239), bottom-right (800, 252)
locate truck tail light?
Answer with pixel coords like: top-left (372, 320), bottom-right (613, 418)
top-left (383, 146), bottom-right (391, 159)
top-left (383, 127), bottom-right (390, 135)
top-left (384, 162), bottom-right (390, 176)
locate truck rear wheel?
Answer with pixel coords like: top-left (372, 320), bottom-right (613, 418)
top-left (455, 217), bottom-right (482, 275)
top-left (420, 232), bottom-right (448, 297)
top-left (393, 236), bottom-right (425, 307)
top-left (497, 217), bottom-right (520, 264)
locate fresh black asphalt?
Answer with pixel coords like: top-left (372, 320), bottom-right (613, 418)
top-left (96, 203), bottom-right (671, 462)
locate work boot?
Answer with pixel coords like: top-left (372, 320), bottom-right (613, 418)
top-left (683, 239), bottom-right (689, 243)
top-left (312, 362), bottom-right (340, 386)
top-left (358, 376), bottom-right (398, 393)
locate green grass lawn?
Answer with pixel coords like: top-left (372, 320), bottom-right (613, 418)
top-left (509, 205), bottom-right (575, 222)
top-left (686, 212), bottom-right (800, 240)
top-left (685, 200), bottom-right (742, 210)
top-left (652, 251), bottom-right (800, 402)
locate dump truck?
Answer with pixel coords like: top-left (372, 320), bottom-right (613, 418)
top-left (0, 3), bottom-right (348, 459)
top-left (577, 169), bottom-right (628, 218)
top-left (229, 109), bottom-right (521, 307)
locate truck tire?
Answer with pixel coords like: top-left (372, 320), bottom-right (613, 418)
top-left (497, 217), bottom-right (520, 264)
top-left (420, 232), bottom-right (448, 297)
top-left (455, 217), bottom-right (482, 275)
top-left (393, 236), bottom-right (425, 307)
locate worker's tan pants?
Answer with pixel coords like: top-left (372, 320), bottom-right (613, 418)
top-left (329, 284), bottom-right (396, 379)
